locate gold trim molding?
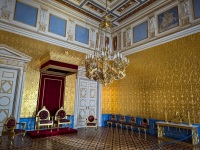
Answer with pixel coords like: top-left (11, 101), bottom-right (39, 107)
top-left (40, 50), bottom-right (82, 66)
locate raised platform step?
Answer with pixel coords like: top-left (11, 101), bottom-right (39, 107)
top-left (27, 127), bottom-right (77, 138)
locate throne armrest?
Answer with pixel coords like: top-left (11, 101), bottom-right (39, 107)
top-left (16, 122), bottom-right (26, 130)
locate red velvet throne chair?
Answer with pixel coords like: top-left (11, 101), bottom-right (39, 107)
top-left (86, 115), bottom-right (97, 129)
top-left (1, 115), bottom-right (26, 145)
top-left (54, 107), bottom-right (71, 131)
top-left (35, 106), bottom-right (53, 133)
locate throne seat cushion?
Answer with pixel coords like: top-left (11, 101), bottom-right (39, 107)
top-left (107, 120), bottom-right (116, 123)
top-left (126, 123), bottom-right (136, 126)
top-left (138, 124), bottom-right (149, 129)
top-left (60, 119), bottom-right (70, 123)
top-left (14, 129), bottom-right (25, 134)
top-left (87, 123), bottom-right (96, 126)
top-left (40, 120), bottom-right (52, 124)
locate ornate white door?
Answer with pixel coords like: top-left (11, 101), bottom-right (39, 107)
top-left (77, 79), bottom-right (98, 127)
top-left (0, 68), bottom-right (18, 134)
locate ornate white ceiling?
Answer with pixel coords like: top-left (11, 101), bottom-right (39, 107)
top-left (53, 0), bottom-right (158, 25)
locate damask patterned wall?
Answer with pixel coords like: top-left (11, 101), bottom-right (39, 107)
top-left (0, 30), bottom-right (84, 117)
top-left (102, 32), bottom-right (200, 123)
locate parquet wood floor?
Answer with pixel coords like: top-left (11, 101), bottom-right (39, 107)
top-left (1, 127), bottom-right (199, 150)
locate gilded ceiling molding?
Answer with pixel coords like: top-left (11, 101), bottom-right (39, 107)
top-left (40, 50), bottom-right (82, 66)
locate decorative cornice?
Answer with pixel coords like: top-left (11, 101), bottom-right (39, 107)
top-left (0, 22), bottom-right (93, 54)
top-left (40, 50), bottom-right (82, 66)
top-left (122, 24), bottom-right (200, 56)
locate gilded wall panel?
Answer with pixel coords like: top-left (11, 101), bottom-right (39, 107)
top-left (0, 30), bottom-right (84, 117)
top-left (102, 32), bottom-right (200, 123)
top-left (64, 74), bottom-right (76, 115)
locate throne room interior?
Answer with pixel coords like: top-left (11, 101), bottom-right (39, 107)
top-left (0, 0), bottom-right (200, 149)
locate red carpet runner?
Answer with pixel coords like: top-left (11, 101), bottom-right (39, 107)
top-left (27, 128), bottom-right (77, 138)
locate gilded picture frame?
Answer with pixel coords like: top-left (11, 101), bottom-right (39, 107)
top-left (158, 6), bottom-right (179, 33)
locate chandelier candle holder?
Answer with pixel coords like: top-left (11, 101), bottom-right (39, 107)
top-left (85, 0), bottom-right (129, 86)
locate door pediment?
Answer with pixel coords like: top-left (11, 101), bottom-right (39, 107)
top-left (0, 44), bottom-right (32, 62)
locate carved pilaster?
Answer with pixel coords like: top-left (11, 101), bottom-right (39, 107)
top-left (39, 7), bottom-right (48, 32)
top-left (149, 16), bottom-right (156, 38)
top-left (180, 0), bottom-right (191, 27)
top-left (90, 28), bottom-right (95, 49)
top-left (67, 19), bottom-right (75, 41)
top-left (0, 0), bottom-right (11, 20)
top-left (126, 28), bottom-right (131, 47)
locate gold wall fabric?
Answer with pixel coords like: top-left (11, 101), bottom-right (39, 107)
top-left (0, 30), bottom-right (84, 117)
top-left (102, 32), bottom-right (200, 123)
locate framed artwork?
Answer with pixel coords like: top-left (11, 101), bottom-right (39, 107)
top-left (158, 6), bottom-right (179, 33)
top-left (49, 14), bottom-right (67, 37)
top-left (105, 36), bottom-right (109, 46)
top-left (112, 36), bottom-right (117, 51)
top-left (193, 0), bottom-right (200, 19)
top-left (133, 21), bottom-right (148, 43)
top-left (14, 1), bottom-right (38, 27)
top-left (75, 25), bottom-right (89, 45)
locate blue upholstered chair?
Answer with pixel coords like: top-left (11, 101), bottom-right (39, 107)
top-left (107, 114), bottom-right (117, 127)
top-left (116, 115), bottom-right (126, 129)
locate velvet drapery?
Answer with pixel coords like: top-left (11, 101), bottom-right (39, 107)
top-left (37, 74), bottom-right (65, 116)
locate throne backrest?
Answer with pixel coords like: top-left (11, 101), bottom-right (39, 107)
top-left (140, 118), bottom-right (149, 128)
top-left (36, 106), bottom-right (50, 121)
top-left (3, 116), bottom-right (16, 131)
top-left (130, 117), bottom-right (136, 123)
top-left (110, 114), bottom-right (116, 121)
top-left (55, 107), bottom-right (66, 120)
top-left (142, 118), bottom-right (148, 124)
top-left (119, 115), bottom-right (126, 122)
top-left (88, 115), bottom-right (95, 122)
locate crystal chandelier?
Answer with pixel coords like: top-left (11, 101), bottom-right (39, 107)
top-left (85, 0), bottom-right (129, 86)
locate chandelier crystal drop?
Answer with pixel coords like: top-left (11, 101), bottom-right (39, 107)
top-left (85, 0), bottom-right (129, 86)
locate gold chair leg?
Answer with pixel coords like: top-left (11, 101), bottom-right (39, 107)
top-left (0, 136), bottom-right (3, 143)
top-left (10, 136), bottom-right (14, 145)
top-left (22, 134), bottom-right (25, 141)
top-left (37, 126), bottom-right (39, 134)
top-left (138, 128), bottom-right (140, 137)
